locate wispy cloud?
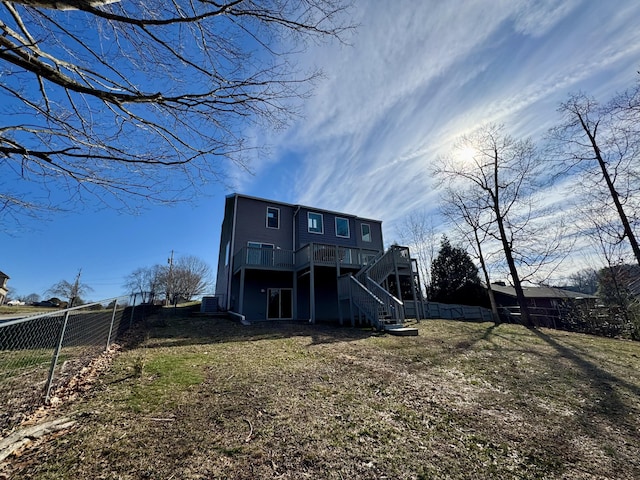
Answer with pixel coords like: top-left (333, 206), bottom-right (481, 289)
top-left (239, 0), bottom-right (640, 262)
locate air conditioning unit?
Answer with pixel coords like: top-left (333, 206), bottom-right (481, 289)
top-left (200, 296), bottom-right (219, 313)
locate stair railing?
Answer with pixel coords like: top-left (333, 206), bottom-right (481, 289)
top-left (365, 277), bottom-right (404, 324)
top-left (349, 275), bottom-right (384, 329)
top-left (356, 248), bottom-right (395, 284)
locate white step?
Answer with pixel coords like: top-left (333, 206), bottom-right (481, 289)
top-left (384, 325), bottom-right (418, 336)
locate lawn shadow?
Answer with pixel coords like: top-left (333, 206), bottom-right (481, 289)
top-left (130, 315), bottom-right (375, 351)
top-left (450, 322), bottom-right (497, 350)
top-left (530, 327), bottom-right (640, 436)
top-left (405, 319), bottom-right (499, 368)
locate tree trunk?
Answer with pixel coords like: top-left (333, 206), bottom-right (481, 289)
top-left (495, 212), bottom-right (533, 326)
top-left (578, 113), bottom-right (640, 267)
top-left (492, 155), bottom-right (532, 327)
top-left (473, 228), bottom-right (500, 323)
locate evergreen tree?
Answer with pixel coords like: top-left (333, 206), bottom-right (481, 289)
top-left (430, 236), bottom-right (488, 306)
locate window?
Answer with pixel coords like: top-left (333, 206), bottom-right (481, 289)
top-left (361, 223), bottom-right (372, 242)
top-left (308, 212), bottom-right (323, 234)
top-left (248, 241), bottom-right (274, 249)
top-left (266, 207), bottom-right (280, 229)
top-left (335, 217), bottom-right (350, 238)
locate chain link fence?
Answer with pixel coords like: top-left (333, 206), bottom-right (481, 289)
top-left (0, 296), bottom-right (151, 434)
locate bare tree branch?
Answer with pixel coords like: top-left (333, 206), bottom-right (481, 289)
top-left (0, 0), bottom-right (354, 220)
top-left (547, 86), bottom-right (640, 267)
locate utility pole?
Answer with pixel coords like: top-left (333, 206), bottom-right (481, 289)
top-left (71, 268), bottom-right (82, 308)
top-left (166, 250), bottom-right (174, 306)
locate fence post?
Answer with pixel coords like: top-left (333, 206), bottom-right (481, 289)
top-left (129, 293), bottom-right (137, 329)
top-left (106, 300), bottom-right (118, 351)
top-left (44, 310), bottom-right (71, 403)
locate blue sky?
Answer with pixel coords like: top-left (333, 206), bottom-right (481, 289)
top-left (3, 0), bottom-right (640, 301)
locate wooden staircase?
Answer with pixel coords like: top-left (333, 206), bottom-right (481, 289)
top-left (339, 246), bottom-right (417, 334)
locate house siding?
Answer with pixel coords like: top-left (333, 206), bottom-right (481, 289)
top-left (215, 196), bottom-right (236, 305)
top-left (215, 193), bottom-right (388, 322)
top-left (296, 207), bottom-right (383, 251)
top-left (292, 267), bottom-right (339, 322)
top-left (354, 219), bottom-right (383, 251)
top-left (242, 270), bottom-right (294, 320)
top-left (234, 196), bottom-right (294, 253)
top-left (313, 267), bottom-right (340, 321)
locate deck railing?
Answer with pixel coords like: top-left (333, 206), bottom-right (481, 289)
top-left (234, 244), bottom-right (380, 272)
top-left (295, 244), bottom-right (379, 269)
top-left (233, 247), bottom-right (295, 271)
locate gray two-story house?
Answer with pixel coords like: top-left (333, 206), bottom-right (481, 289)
top-left (215, 194), bottom-right (421, 328)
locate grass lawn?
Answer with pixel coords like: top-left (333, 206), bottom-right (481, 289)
top-left (3, 316), bottom-right (640, 479)
top-left (0, 305), bottom-right (54, 316)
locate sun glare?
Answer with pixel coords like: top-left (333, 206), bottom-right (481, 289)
top-left (456, 146), bottom-right (477, 164)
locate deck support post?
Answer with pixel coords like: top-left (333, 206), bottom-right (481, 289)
top-left (293, 271), bottom-right (297, 320)
top-left (392, 249), bottom-right (403, 302)
top-left (310, 263), bottom-right (315, 324)
top-left (239, 268), bottom-right (245, 315)
top-left (336, 252), bottom-right (342, 325)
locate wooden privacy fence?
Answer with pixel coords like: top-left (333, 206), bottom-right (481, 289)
top-left (409, 301), bottom-right (495, 322)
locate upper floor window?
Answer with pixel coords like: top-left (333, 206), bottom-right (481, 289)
top-left (361, 223), bottom-right (372, 242)
top-left (266, 207), bottom-right (280, 229)
top-left (308, 212), bottom-right (323, 234)
top-left (335, 217), bottom-right (350, 238)
top-left (248, 241), bottom-right (274, 249)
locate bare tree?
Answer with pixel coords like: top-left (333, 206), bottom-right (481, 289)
top-left (398, 210), bottom-right (438, 298)
top-left (441, 187), bottom-right (500, 321)
top-left (123, 265), bottom-right (164, 303)
top-left (22, 292), bottom-right (41, 304)
top-left (162, 255), bottom-right (212, 303)
top-left (435, 124), bottom-right (565, 327)
top-left (567, 268), bottom-right (599, 295)
top-left (0, 0), bottom-right (352, 221)
top-left (548, 85), bottom-right (640, 266)
top-left (589, 214), bottom-right (636, 328)
top-left (47, 270), bottom-right (93, 306)
top-left (128, 255), bottom-right (211, 304)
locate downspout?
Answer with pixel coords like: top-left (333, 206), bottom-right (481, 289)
top-left (293, 206), bottom-right (301, 319)
top-left (226, 194), bottom-right (238, 311)
top-left (293, 205), bottom-right (301, 250)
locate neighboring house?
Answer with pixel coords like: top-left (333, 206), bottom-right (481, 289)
top-left (0, 271), bottom-right (9, 305)
top-left (490, 282), bottom-right (597, 326)
top-left (215, 194), bottom-right (421, 327)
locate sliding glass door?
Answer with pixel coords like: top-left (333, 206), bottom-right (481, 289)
top-left (267, 288), bottom-right (292, 319)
